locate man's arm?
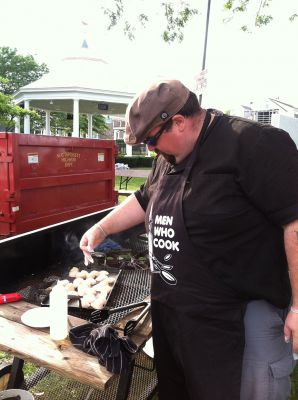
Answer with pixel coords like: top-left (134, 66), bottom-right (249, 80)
top-left (80, 194), bottom-right (145, 265)
top-left (283, 219), bottom-right (298, 353)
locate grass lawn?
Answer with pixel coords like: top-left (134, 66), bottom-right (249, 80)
top-left (115, 176), bottom-right (147, 203)
top-left (115, 176), bottom-right (146, 192)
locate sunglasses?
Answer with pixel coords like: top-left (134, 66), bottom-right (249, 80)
top-left (143, 124), bottom-right (168, 146)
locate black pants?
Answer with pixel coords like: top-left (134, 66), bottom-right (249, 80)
top-left (151, 300), bottom-right (244, 400)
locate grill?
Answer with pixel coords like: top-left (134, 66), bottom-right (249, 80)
top-left (0, 210), bottom-right (157, 400)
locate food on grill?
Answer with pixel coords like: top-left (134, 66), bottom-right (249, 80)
top-left (68, 290), bottom-right (78, 297)
top-left (91, 296), bottom-right (107, 310)
top-left (65, 282), bottom-right (75, 292)
top-left (77, 284), bottom-right (88, 296)
top-left (85, 277), bottom-right (97, 287)
top-left (73, 277), bottom-right (84, 288)
top-left (60, 279), bottom-right (70, 286)
top-left (106, 277), bottom-right (116, 285)
top-left (99, 270), bottom-right (109, 276)
top-left (89, 270), bottom-right (101, 278)
top-left (65, 266), bottom-right (117, 309)
top-left (76, 269), bottom-right (89, 279)
top-left (85, 286), bottom-right (97, 296)
top-left (95, 274), bottom-right (108, 283)
top-left (83, 293), bottom-right (96, 304)
top-left (69, 267), bottom-right (79, 277)
top-left (81, 297), bottom-right (92, 308)
top-left (97, 277), bottom-right (109, 286)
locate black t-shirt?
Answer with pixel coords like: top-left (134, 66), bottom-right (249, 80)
top-left (135, 114), bottom-right (298, 308)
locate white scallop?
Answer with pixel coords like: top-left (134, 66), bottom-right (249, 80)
top-left (89, 270), bottom-right (101, 278)
top-left (64, 283), bottom-right (75, 292)
top-left (73, 278), bottom-right (84, 288)
top-left (85, 277), bottom-right (96, 287)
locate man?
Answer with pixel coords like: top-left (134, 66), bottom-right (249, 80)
top-left (80, 79), bottom-right (298, 399)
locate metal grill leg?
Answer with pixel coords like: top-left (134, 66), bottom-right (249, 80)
top-left (7, 357), bottom-right (25, 389)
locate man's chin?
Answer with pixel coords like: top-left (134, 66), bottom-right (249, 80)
top-left (155, 150), bottom-right (176, 164)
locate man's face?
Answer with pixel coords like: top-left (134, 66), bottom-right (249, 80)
top-left (145, 122), bottom-right (176, 164)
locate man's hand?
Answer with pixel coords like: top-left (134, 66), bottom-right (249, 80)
top-left (79, 223), bottom-right (106, 266)
top-left (283, 220), bottom-right (298, 354)
top-left (284, 310), bottom-right (298, 353)
top-left (79, 195), bottom-right (146, 266)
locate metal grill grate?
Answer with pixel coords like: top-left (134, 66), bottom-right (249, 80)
top-left (67, 270), bottom-right (151, 323)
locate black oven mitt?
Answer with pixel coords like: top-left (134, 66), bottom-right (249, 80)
top-left (69, 323), bottom-right (138, 374)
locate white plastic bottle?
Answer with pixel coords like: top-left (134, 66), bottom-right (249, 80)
top-left (49, 281), bottom-right (68, 341)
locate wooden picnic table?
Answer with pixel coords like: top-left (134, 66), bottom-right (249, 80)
top-left (0, 300), bottom-right (152, 398)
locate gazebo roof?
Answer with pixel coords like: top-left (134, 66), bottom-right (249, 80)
top-left (14, 45), bottom-right (136, 116)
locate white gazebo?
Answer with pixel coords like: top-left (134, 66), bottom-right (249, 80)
top-left (13, 43), bottom-right (135, 140)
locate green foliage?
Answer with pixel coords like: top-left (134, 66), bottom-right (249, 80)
top-left (79, 114), bottom-right (109, 136)
top-left (102, 1), bottom-right (297, 42)
top-left (222, 0), bottom-right (279, 32)
top-left (34, 112), bottom-right (109, 136)
top-left (0, 92), bottom-right (40, 132)
top-left (0, 47), bottom-right (49, 95)
top-left (103, 0), bottom-right (124, 30)
top-left (255, 14), bottom-right (273, 27)
top-left (116, 155), bottom-right (154, 168)
top-left (102, 1), bottom-right (198, 43)
top-left (161, 2), bottom-right (198, 43)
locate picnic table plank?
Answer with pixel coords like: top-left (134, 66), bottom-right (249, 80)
top-left (0, 300), bottom-right (151, 391)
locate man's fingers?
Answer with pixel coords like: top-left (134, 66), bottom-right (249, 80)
top-left (83, 250), bottom-right (94, 266)
top-left (284, 325), bottom-right (291, 343)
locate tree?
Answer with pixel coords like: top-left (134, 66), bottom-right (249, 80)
top-left (0, 92), bottom-right (40, 132)
top-left (79, 114), bottom-right (110, 137)
top-left (44, 112), bottom-right (109, 137)
top-left (102, 0), bottom-right (297, 42)
top-left (102, 0), bottom-right (198, 43)
top-left (0, 46), bottom-right (49, 95)
top-left (223, 0), bottom-right (297, 32)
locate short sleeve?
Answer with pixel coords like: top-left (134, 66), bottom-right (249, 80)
top-left (134, 155), bottom-right (169, 212)
top-left (238, 125), bottom-right (298, 226)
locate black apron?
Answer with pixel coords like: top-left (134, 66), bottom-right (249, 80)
top-left (145, 112), bottom-right (246, 400)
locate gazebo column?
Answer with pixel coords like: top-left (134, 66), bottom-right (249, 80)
top-left (24, 100), bottom-right (30, 134)
top-left (14, 116), bottom-right (20, 133)
top-left (87, 114), bottom-right (93, 138)
top-left (125, 144), bottom-right (132, 156)
top-left (73, 99), bottom-right (80, 137)
top-left (45, 110), bottom-right (51, 135)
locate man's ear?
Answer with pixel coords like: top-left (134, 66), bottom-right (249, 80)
top-left (172, 114), bottom-right (185, 131)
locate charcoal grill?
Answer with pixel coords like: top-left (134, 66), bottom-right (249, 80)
top-left (0, 209), bottom-right (157, 400)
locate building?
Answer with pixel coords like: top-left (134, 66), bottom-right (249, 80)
top-left (239, 98), bottom-right (298, 148)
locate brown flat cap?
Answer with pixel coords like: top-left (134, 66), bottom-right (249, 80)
top-left (124, 79), bottom-right (190, 145)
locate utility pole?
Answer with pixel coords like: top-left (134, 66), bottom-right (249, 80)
top-left (199, 0), bottom-right (211, 106)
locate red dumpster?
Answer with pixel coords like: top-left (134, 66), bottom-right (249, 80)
top-left (0, 133), bottom-right (117, 237)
